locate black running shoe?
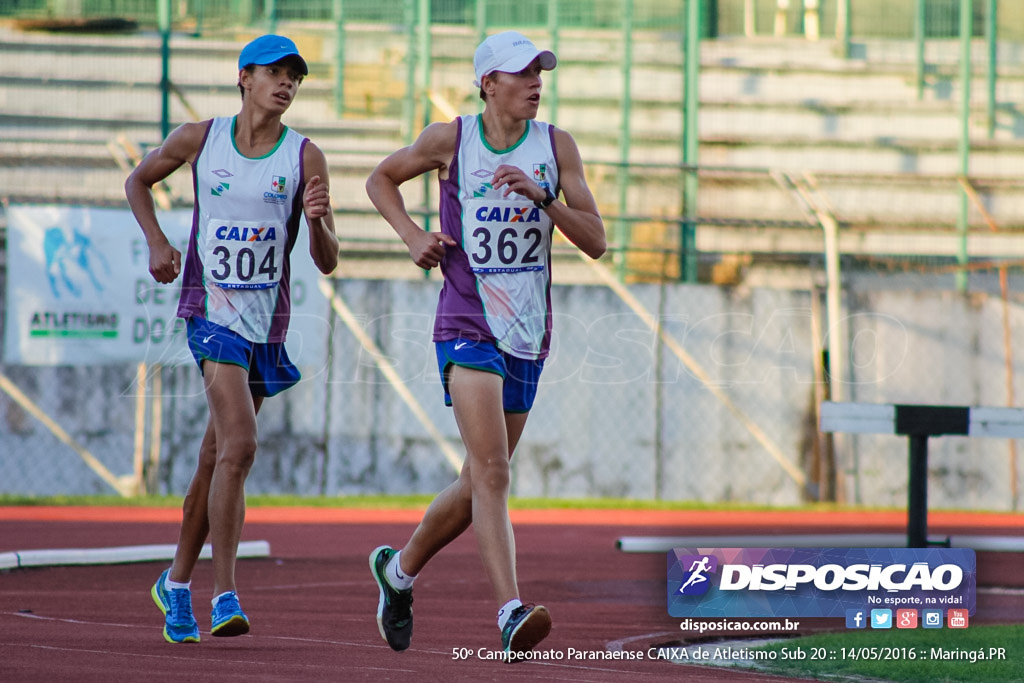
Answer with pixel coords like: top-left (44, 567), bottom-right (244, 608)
top-left (501, 604), bottom-right (551, 655)
top-left (369, 545), bottom-right (413, 651)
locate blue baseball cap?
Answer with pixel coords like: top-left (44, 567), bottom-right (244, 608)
top-left (238, 34), bottom-right (308, 76)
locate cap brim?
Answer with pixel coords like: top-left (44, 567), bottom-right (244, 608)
top-left (537, 50), bottom-right (557, 71)
top-left (244, 51), bottom-right (309, 76)
top-left (490, 49), bottom-right (557, 78)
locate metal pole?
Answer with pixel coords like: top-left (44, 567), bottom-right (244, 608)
top-left (956, 0), bottom-right (972, 292)
top-left (907, 435), bottom-right (929, 548)
top-left (418, 0), bottom-right (433, 249)
top-left (475, 0), bottom-right (487, 115)
top-left (821, 202), bottom-right (844, 404)
top-left (266, 0), bottom-right (277, 35)
top-left (418, 0), bottom-right (432, 132)
top-left (403, 0), bottom-right (416, 144)
top-left (133, 363), bottom-right (148, 495)
top-left (159, 0), bottom-right (171, 140)
top-left (744, 0), bottom-right (756, 37)
top-left (835, 0), bottom-right (850, 59)
top-left (616, 0), bottom-right (633, 282)
top-left (195, 0), bottom-right (204, 37)
top-left (803, 0), bottom-right (820, 41)
top-left (681, 0), bottom-right (701, 282)
top-left (547, 0), bottom-right (560, 125)
top-left (333, 0), bottom-right (346, 117)
top-left (475, 0), bottom-right (487, 51)
top-left (233, 0), bottom-right (253, 26)
top-left (986, 0), bottom-right (997, 139)
top-left (914, 0), bottom-right (926, 100)
top-left (774, 0), bottom-right (789, 36)
top-left (147, 365), bottom-right (163, 495)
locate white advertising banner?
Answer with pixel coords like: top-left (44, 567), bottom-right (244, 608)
top-left (3, 205), bottom-right (330, 367)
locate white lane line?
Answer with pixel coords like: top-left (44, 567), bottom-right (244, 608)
top-left (4, 612), bottom-right (674, 677)
top-left (606, 631), bottom-right (679, 652)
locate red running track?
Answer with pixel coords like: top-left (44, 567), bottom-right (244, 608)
top-left (1, 507), bottom-right (1021, 682)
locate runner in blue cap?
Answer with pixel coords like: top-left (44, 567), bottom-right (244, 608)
top-left (126, 34), bottom-right (337, 643)
top-left (237, 34), bottom-right (308, 77)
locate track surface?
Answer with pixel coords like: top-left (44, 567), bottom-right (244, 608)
top-left (1, 507), bottom-right (1021, 682)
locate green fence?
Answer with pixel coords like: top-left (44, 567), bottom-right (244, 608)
top-left (3, 0), bottom-right (1024, 506)
top-left (3, 0), bottom-right (1024, 40)
top-left (3, 0), bottom-right (1024, 285)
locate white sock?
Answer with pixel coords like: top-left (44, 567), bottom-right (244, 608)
top-left (385, 551), bottom-right (416, 591)
top-left (165, 576), bottom-right (190, 591)
top-left (211, 591), bottom-right (234, 608)
top-left (497, 598), bottom-right (523, 630)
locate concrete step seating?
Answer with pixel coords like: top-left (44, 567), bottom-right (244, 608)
top-left (3, 23), bottom-right (1024, 276)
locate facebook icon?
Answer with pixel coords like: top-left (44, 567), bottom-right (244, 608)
top-left (846, 609), bottom-right (866, 629)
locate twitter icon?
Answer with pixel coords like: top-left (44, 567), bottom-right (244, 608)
top-left (870, 609), bottom-right (892, 629)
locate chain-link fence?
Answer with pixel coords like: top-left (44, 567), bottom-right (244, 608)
top-left (3, 271), bottom-right (1023, 509)
top-left (2, 1), bottom-right (1024, 509)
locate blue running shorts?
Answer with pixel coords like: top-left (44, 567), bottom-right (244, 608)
top-left (186, 317), bottom-right (300, 397)
top-left (435, 338), bottom-right (544, 413)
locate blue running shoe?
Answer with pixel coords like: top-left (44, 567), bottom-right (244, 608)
top-left (151, 569), bottom-right (200, 643)
top-left (369, 545), bottom-right (413, 651)
top-left (501, 604), bottom-right (551, 656)
top-left (211, 591), bottom-right (250, 637)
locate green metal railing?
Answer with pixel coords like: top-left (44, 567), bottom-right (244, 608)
top-left (2, 0), bottom-right (1022, 290)
top-left (956, 0), bottom-right (971, 291)
top-left (5, 1), bottom-right (1024, 39)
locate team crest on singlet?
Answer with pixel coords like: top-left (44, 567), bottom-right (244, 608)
top-left (264, 175), bottom-right (289, 205)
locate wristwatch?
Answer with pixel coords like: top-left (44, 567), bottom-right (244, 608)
top-left (534, 188), bottom-right (556, 209)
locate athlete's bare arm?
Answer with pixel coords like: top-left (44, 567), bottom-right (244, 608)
top-left (547, 128), bottom-right (606, 259)
top-left (487, 128), bottom-right (604, 260)
top-left (366, 121), bottom-right (460, 270)
top-left (125, 121), bottom-right (207, 284)
top-left (301, 142), bottom-right (340, 275)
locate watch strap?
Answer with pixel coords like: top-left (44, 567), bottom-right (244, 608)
top-left (534, 188), bottom-right (556, 209)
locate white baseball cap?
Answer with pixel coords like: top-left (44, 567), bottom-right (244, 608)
top-left (473, 31), bottom-right (557, 88)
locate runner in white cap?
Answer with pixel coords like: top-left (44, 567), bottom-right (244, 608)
top-left (366, 30), bottom-right (605, 656)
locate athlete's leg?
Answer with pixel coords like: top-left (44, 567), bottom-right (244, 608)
top-left (504, 412), bottom-right (529, 465)
top-left (448, 365), bottom-right (521, 604)
top-left (202, 361), bottom-right (261, 597)
top-left (399, 385), bottom-right (528, 578)
top-left (167, 391), bottom-right (265, 585)
top-left (167, 418), bottom-right (215, 583)
top-left (398, 464), bottom-right (473, 574)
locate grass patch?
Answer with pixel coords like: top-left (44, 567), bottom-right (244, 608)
top-left (754, 625), bottom-right (1024, 683)
top-left (0, 494), bottom-right (437, 508)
